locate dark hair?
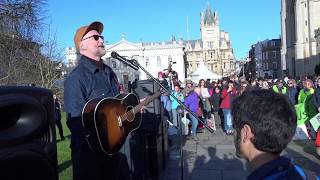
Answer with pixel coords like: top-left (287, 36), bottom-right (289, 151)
top-left (228, 80), bottom-right (234, 84)
top-left (231, 89), bottom-right (296, 154)
top-left (174, 83), bottom-right (180, 88)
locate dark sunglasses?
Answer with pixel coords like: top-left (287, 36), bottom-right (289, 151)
top-left (82, 35), bottom-right (104, 41)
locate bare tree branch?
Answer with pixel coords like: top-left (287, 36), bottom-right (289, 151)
top-left (0, 0), bottom-right (64, 89)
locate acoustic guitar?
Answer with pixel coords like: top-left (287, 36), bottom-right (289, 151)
top-left (82, 91), bottom-right (161, 155)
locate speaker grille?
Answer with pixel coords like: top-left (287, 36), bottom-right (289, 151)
top-left (0, 86), bottom-right (57, 180)
top-left (0, 142), bottom-right (56, 180)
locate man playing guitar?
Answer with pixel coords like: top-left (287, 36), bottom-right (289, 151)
top-left (64, 21), bottom-right (130, 180)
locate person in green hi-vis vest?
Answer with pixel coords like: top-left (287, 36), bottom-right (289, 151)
top-left (272, 79), bottom-right (287, 95)
top-left (295, 79), bottom-right (317, 125)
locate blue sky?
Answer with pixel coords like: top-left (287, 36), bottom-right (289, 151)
top-left (46, 0), bottom-right (280, 59)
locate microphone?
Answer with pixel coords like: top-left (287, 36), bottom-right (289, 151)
top-left (111, 51), bottom-right (139, 70)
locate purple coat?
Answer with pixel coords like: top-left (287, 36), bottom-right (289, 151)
top-left (184, 92), bottom-right (199, 113)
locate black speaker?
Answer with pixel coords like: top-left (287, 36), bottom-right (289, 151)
top-left (161, 118), bottom-right (169, 169)
top-left (0, 86), bottom-right (57, 180)
top-left (133, 79), bottom-right (162, 133)
top-left (131, 80), bottom-right (169, 180)
top-left (146, 133), bottom-right (164, 180)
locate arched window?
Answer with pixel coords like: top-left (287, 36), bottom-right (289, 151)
top-left (145, 57), bottom-right (149, 67)
top-left (112, 60), bottom-right (117, 69)
top-left (168, 55), bottom-right (172, 64)
top-left (157, 56), bottom-right (161, 66)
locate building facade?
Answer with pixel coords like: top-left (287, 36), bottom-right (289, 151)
top-left (262, 39), bottom-right (282, 78)
top-left (281, 0), bottom-right (320, 77)
top-left (251, 39), bottom-right (282, 78)
top-left (316, 28), bottom-right (320, 60)
top-left (103, 37), bottom-right (186, 85)
top-left (185, 4), bottom-right (235, 77)
top-left (254, 41), bottom-right (264, 77)
top-left (65, 47), bottom-right (78, 68)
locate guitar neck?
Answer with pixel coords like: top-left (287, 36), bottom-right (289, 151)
top-left (120, 91), bottom-right (162, 123)
top-left (133, 91), bottom-right (162, 114)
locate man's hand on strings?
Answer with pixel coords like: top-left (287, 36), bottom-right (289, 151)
top-left (140, 98), bottom-right (146, 113)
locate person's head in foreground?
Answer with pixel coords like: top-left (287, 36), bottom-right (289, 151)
top-left (232, 90), bottom-right (301, 179)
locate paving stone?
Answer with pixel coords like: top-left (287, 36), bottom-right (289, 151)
top-left (223, 170), bottom-right (248, 180)
top-left (190, 169), bottom-right (222, 180)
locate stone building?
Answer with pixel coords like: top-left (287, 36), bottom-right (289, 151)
top-left (185, 4), bottom-right (235, 77)
top-left (103, 37), bottom-right (186, 85)
top-left (316, 28), bottom-right (320, 60)
top-left (65, 47), bottom-right (78, 68)
top-left (281, 0), bottom-right (320, 76)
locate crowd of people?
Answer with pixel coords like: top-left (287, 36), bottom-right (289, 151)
top-left (159, 71), bottom-right (320, 157)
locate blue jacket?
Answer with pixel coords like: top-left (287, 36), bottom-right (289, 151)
top-left (184, 92), bottom-right (199, 113)
top-left (170, 91), bottom-right (184, 109)
top-left (64, 55), bottom-right (119, 135)
top-left (248, 156), bottom-right (319, 180)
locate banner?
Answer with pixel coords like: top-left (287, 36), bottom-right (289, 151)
top-left (309, 113), bottom-right (320, 132)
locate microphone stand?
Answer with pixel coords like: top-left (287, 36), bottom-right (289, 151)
top-left (128, 58), bottom-right (214, 180)
top-left (177, 106), bottom-right (184, 180)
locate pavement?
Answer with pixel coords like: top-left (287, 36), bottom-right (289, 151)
top-left (162, 126), bottom-right (320, 180)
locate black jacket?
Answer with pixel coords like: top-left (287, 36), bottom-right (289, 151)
top-left (312, 87), bottom-right (320, 109)
top-left (209, 92), bottom-right (221, 112)
top-left (64, 55), bottom-right (119, 135)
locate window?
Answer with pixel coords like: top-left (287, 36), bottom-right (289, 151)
top-left (112, 61), bottom-right (117, 69)
top-left (210, 52), bottom-right (213, 58)
top-left (224, 62), bottom-right (226, 69)
top-left (145, 57), bottom-right (149, 67)
top-left (292, 57), bottom-right (296, 76)
top-left (208, 41), bottom-right (213, 49)
top-left (196, 53), bottom-right (200, 59)
top-left (273, 62), bottom-right (277, 70)
top-left (266, 52), bottom-right (269, 60)
top-left (271, 41), bottom-right (275, 46)
top-left (168, 55), bottom-right (172, 64)
top-left (305, 20), bottom-right (308, 26)
top-left (273, 51), bottom-right (277, 58)
top-left (305, 58), bottom-right (309, 64)
top-left (157, 56), bottom-right (161, 66)
top-left (222, 52), bottom-right (225, 59)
